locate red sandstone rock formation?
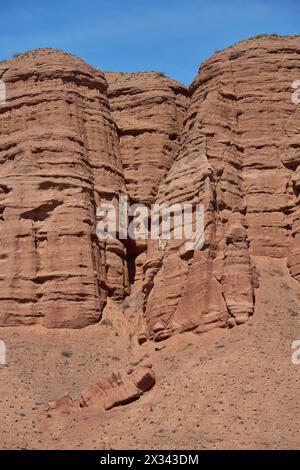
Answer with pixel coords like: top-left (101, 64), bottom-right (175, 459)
top-left (106, 72), bottom-right (189, 206)
top-left (141, 35), bottom-right (300, 340)
top-left (1, 36), bottom-right (300, 339)
top-left (46, 364), bottom-right (155, 412)
top-left (106, 72), bottom-right (189, 284)
top-left (2, 36), bottom-right (300, 451)
top-left (0, 49), bottom-right (128, 327)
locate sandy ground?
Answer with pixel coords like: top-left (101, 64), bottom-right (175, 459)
top-left (1, 257), bottom-right (300, 449)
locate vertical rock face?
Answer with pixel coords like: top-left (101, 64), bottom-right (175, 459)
top-left (106, 72), bottom-right (189, 283)
top-left (106, 72), bottom-right (189, 205)
top-left (0, 49), bottom-right (127, 327)
top-left (141, 36), bottom-right (300, 340)
top-left (1, 36), bottom-right (300, 336)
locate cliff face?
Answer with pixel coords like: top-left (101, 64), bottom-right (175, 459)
top-left (142, 36), bottom-right (300, 339)
top-left (0, 49), bottom-right (127, 327)
top-left (1, 37), bottom-right (300, 335)
top-left (106, 72), bottom-right (189, 206)
top-left (106, 72), bottom-right (189, 284)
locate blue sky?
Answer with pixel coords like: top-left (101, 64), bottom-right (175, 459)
top-left (0, 0), bottom-right (299, 85)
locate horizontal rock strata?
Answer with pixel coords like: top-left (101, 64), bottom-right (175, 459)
top-left (141, 36), bottom-right (300, 340)
top-left (0, 49), bottom-right (127, 327)
top-left (46, 364), bottom-right (155, 411)
top-left (1, 36), bottom-right (300, 336)
top-left (106, 72), bottom-right (189, 205)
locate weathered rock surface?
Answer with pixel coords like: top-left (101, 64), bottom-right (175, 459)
top-left (1, 256), bottom-right (300, 450)
top-left (46, 364), bottom-right (155, 412)
top-left (142, 35), bottom-right (300, 339)
top-left (106, 72), bottom-right (189, 205)
top-left (0, 49), bottom-right (128, 327)
top-left (1, 37), bottom-right (300, 336)
top-left (2, 36), bottom-right (300, 452)
top-left (106, 72), bottom-right (189, 284)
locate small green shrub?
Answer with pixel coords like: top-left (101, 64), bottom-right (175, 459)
top-left (62, 349), bottom-right (72, 358)
top-left (111, 356), bottom-right (120, 361)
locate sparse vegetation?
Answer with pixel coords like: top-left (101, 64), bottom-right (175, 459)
top-left (111, 355), bottom-right (120, 362)
top-left (288, 308), bottom-right (298, 317)
top-left (122, 298), bottom-right (130, 309)
top-left (213, 33), bottom-right (300, 57)
top-left (129, 360), bottom-right (140, 367)
top-left (155, 72), bottom-right (166, 78)
top-left (61, 349), bottom-right (72, 358)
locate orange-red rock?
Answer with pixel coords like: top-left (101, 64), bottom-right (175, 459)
top-left (106, 72), bottom-right (189, 205)
top-left (0, 49), bottom-right (128, 327)
top-left (1, 37), bottom-right (300, 339)
top-left (1, 35), bottom-right (300, 451)
top-left (142, 35), bottom-right (300, 339)
top-left (47, 365), bottom-right (155, 412)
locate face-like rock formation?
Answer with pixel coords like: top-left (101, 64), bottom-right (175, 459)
top-left (1, 36), bottom-right (300, 337)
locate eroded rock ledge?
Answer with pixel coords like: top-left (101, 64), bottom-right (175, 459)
top-left (46, 364), bottom-right (155, 412)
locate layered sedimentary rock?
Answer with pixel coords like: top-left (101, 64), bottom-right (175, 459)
top-left (141, 35), bottom-right (300, 340)
top-left (0, 49), bottom-right (128, 327)
top-left (106, 72), bottom-right (189, 284)
top-left (106, 72), bottom-right (189, 205)
top-left (1, 36), bottom-right (300, 336)
top-left (46, 364), bottom-right (155, 412)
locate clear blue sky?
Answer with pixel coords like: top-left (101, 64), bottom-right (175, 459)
top-left (0, 0), bottom-right (299, 85)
